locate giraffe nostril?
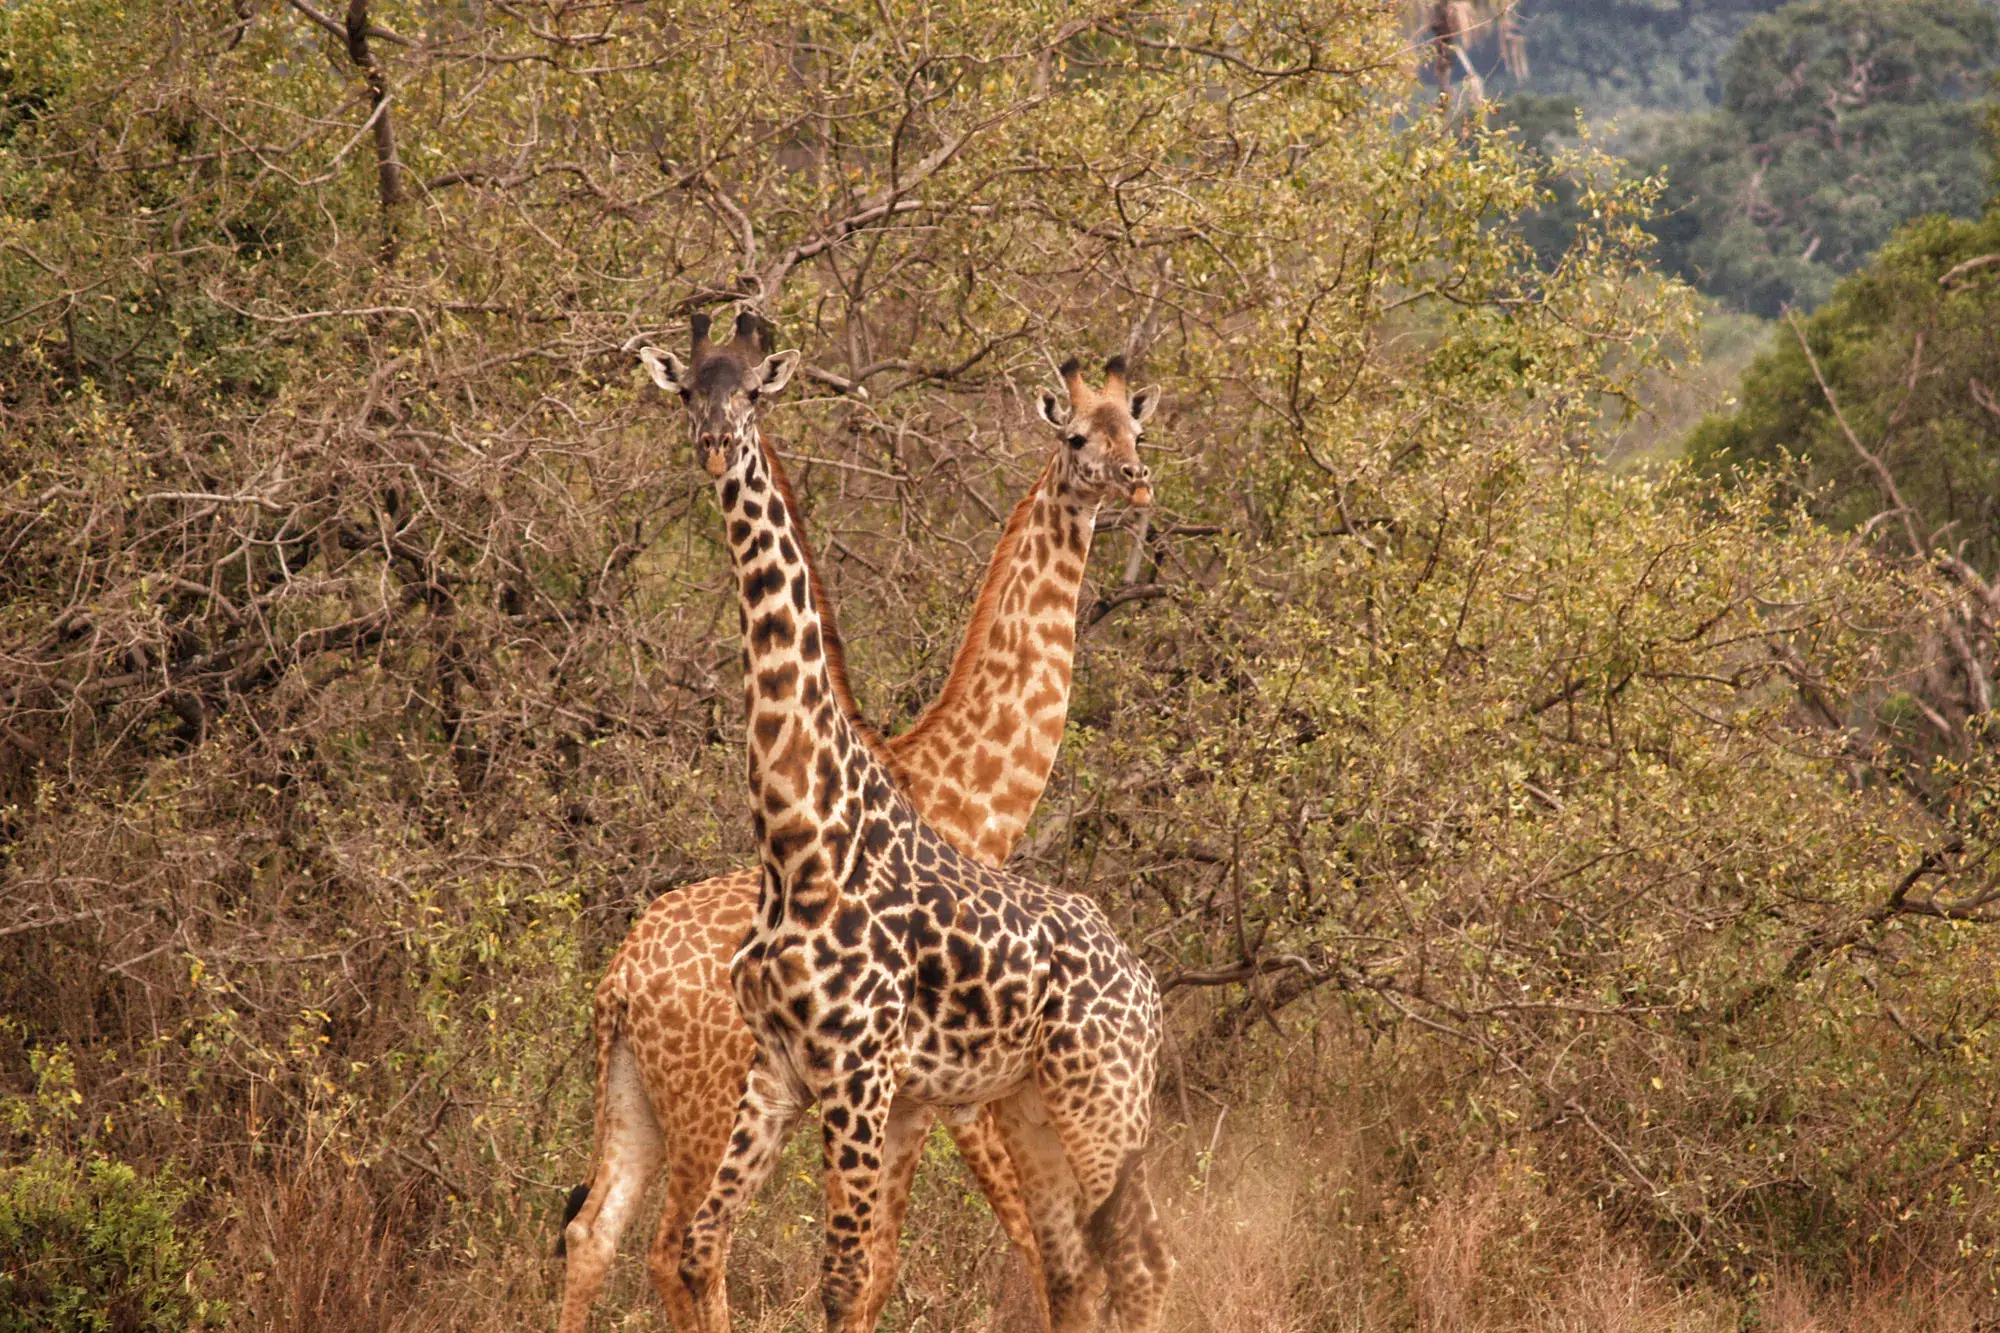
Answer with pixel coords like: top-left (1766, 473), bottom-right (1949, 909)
top-left (1122, 463), bottom-right (1147, 480)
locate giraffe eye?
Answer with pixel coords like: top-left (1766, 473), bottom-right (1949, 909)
top-left (1067, 434), bottom-right (1087, 450)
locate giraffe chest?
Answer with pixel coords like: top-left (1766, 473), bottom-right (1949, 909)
top-left (896, 893), bottom-right (1052, 1102)
top-left (728, 869), bottom-right (1055, 1103)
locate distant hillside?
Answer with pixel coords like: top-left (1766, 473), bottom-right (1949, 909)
top-left (1492, 0), bottom-right (1788, 113)
top-left (1482, 0), bottom-right (1998, 314)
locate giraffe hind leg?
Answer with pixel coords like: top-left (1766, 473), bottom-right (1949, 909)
top-left (946, 1106), bottom-right (1050, 1329)
top-left (559, 1027), bottom-right (664, 1333)
top-left (990, 1087), bottom-right (1106, 1333)
top-left (643, 1152), bottom-right (718, 1333)
top-left (1034, 1066), bottom-right (1168, 1333)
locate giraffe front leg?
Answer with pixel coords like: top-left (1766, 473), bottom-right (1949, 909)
top-left (818, 1092), bottom-right (897, 1332)
top-left (856, 1096), bottom-right (937, 1329)
top-left (679, 1052), bottom-right (804, 1332)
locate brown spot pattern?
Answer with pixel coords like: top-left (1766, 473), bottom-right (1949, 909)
top-left (560, 350), bottom-right (1170, 1333)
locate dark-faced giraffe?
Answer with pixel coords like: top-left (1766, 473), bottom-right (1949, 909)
top-left (631, 312), bottom-right (1171, 1333)
top-left (556, 329), bottom-right (1161, 1332)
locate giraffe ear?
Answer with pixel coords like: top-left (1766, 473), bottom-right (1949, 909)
top-left (639, 347), bottom-right (689, 394)
top-left (748, 349), bottom-right (800, 398)
top-left (1129, 384), bottom-right (1160, 425)
top-left (1036, 389), bottom-right (1072, 430)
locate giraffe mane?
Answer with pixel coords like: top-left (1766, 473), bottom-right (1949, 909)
top-left (753, 430), bottom-right (895, 765)
top-left (888, 454), bottom-right (1055, 758)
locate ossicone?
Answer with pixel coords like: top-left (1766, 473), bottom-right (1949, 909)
top-left (1059, 355), bottom-right (1088, 401)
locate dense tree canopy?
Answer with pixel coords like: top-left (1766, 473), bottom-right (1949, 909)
top-left (1691, 206), bottom-right (2000, 746)
top-left (1490, 0), bottom-right (1998, 315)
top-left (1497, 0), bottom-right (1785, 112)
top-left (1693, 210), bottom-right (2000, 574)
top-left (1649, 0), bottom-right (1999, 314)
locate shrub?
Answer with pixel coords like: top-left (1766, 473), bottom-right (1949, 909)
top-left (0, 1152), bottom-right (224, 1333)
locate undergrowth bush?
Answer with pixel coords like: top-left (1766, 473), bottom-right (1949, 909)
top-left (0, 1150), bottom-right (223, 1333)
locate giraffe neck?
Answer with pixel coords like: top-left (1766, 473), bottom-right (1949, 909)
top-left (883, 457), bottom-right (1099, 865)
top-left (721, 433), bottom-right (899, 928)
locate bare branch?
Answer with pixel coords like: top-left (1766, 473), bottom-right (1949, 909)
top-left (1788, 311), bottom-right (1925, 559)
top-left (286, 0), bottom-right (409, 46)
top-left (342, 0), bottom-right (406, 263)
top-left (1939, 253), bottom-right (2000, 288)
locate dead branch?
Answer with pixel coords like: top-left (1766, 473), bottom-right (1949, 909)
top-left (342, 0), bottom-right (406, 264)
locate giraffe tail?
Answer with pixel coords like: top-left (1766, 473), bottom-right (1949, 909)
top-left (554, 1183), bottom-right (590, 1258)
top-left (1084, 1152), bottom-right (1143, 1259)
top-left (1085, 1150), bottom-right (1174, 1315)
top-left (555, 970), bottom-right (630, 1258)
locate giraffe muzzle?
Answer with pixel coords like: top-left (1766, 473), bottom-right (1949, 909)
top-left (1122, 463), bottom-right (1153, 508)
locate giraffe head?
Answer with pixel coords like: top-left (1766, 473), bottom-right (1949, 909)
top-left (636, 309), bottom-right (894, 760)
top-left (639, 310), bottom-right (801, 477)
top-left (1035, 355), bottom-right (1159, 507)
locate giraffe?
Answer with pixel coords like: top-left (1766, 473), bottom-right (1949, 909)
top-left (556, 319), bottom-right (1164, 1333)
top-left (630, 311), bottom-right (1172, 1333)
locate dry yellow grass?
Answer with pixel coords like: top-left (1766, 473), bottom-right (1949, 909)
top-left (206, 1084), bottom-right (1988, 1333)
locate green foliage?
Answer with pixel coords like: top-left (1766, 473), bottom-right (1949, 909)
top-left (1690, 207), bottom-right (2000, 575)
top-left (1686, 205), bottom-right (2000, 760)
top-left (1499, 0), bottom-right (1786, 113)
top-left (1072, 438), bottom-right (2000, 1280)
top-left (0, 0), bottom-right (1994, 1321)
top-left (1646, 0), bottom-right (1999, 315)
top-left (1487, 2), bottom-right (1998, 314)
top-left (0, 1151), bottom-right (223, 1333)
top-left (1489, 95), bottom-right (1591, 273)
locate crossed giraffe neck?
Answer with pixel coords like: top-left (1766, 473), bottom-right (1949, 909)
top-left (644, 314), bottom-right (1171, 1333)
top-left (800, 351), bottom-right (1162, 867)
top-left (729, 365), bottom-right (1156, 925)
top-left (554, 335), bottom-right (1163, 1333)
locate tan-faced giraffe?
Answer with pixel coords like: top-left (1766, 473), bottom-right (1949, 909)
top-left (556, 325), bottom-right (1162, 1332)
top-left (634, 313), bottom-right (1172, 1333)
